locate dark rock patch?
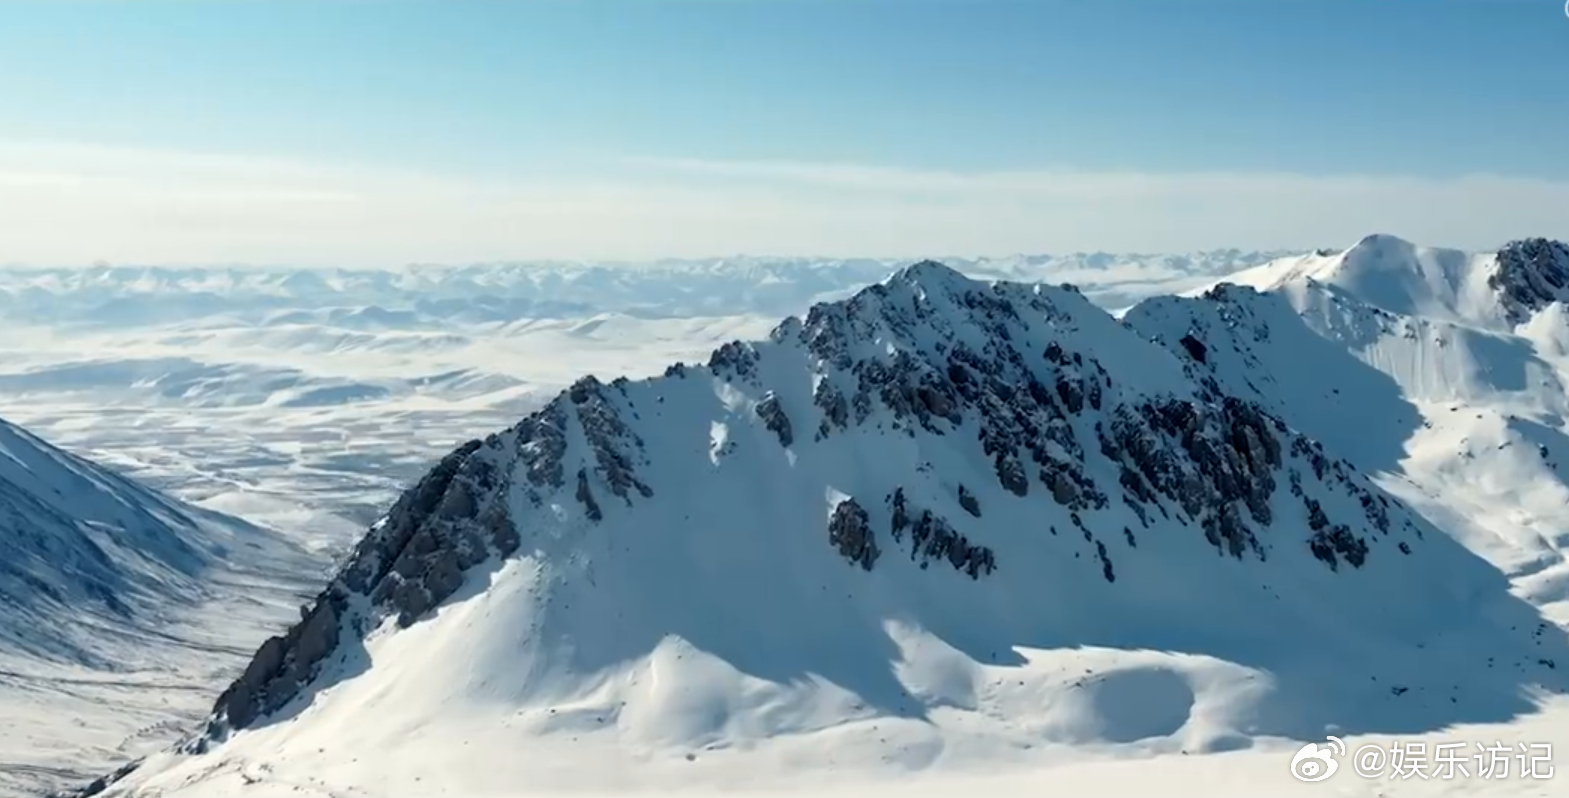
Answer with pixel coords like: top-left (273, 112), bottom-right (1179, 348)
top-left (828, 498), bottom-right (879, 571)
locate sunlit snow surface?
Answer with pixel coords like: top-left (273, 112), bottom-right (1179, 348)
top-left (5, 245), bottom-right (1569, 798)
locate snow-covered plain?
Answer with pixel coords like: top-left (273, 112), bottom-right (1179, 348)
top-left (9, 243), bottom-right (1569, 798)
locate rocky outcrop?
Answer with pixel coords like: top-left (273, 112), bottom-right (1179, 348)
top-left (784, 265), bottom-right (1406, 581)
top-left (828, 498), bottom-right (879, 570)
top-left (957, 484), bottom-right (981, 517)
top-left (1490, 238), bottom-right (1569, 324)
top-left (756, 392), bottom-right (794, 448)
top-left (885, 488), bottom-right (997, 579)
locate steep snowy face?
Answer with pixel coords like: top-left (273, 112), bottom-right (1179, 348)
top-left (1124, 274), bottom-right (1569, 614)
top-left (0, 417), bottom-right (228, 661)
top-left (117, 262), bottom-right (1568, 795)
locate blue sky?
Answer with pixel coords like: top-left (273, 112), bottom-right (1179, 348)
top-left (0, 0), bottom-right (1566, 265)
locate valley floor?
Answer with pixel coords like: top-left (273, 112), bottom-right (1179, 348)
top-left (0, 568), bottom-right (315, 798)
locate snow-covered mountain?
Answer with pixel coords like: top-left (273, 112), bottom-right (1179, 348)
top-left (1126, 235), bottom-right (1569, 619)
top-left (0, 416), bottom-right (319, 797)
top-left (91, 260), bottom-right (1569, 797)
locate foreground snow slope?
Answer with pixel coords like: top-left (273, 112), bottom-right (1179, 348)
top-left (1126, 235), bottom-right (1569, 621)
top-left (0, 416), bottom-right (319, 797)
top-left (96, 262), bottom-right (1569, 797)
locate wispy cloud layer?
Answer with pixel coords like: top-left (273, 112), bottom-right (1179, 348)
top-left (1, 141), bottom-right (1565, 266)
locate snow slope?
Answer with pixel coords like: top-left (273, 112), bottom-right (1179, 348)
top-left (1125, 235), bottom-right (1569, 624)
top-left (0, 416), bottom-right (319, 797)
top-left (91, 262), bottom-right (1569, 797)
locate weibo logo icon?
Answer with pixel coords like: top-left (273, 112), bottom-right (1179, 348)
top-left (1288, 736), bottom-right (1347, 783)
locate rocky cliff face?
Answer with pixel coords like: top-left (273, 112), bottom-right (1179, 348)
top-left (189, 260), bottom-right (1442, 746)
top-left (1491, 238), bottom-right (1569, 325)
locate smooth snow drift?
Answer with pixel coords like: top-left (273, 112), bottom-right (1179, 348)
top-left (93, 259), bottom-right (1569, 798)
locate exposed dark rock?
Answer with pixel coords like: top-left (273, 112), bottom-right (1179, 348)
top-left (887, 487), bottom-right (911, 543)
top-left (828, 498), bottom-right (879, 570)
top-left (1055, 375), bottom-right (1084, 413)
top-left (708, 340), bottom-right (761, 381)
top-left (575, 468), bottom-right (603, 522)
top-left (1309, 525), bottom-right (1370, 571)
top-left (755, 392), bottom-right (794, 448)
top-left (957, 484), bottom-right (982, 517)
top-left (1305, 497), bottom-right (1329, 531)
top-left (1179, 334), bottom-right (1208, 363)
top-left (814, 380), bottom-right (849, 439)
top-left (995, 453), bottom-right (1029, 497)
top-left (1490, 238), bottom-right (1569, 324)
top-left (908, 509), bottom-right (995, 578)
top-left (52, 758), bottom-right (143, 797)
top-left (883, 487), bottom-right (995, 578)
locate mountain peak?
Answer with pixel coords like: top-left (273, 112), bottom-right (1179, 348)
top-left (1341, 233), bottom-right (1420, 266)
top-left (887, 259), bottom-right (974, 292)
top-left (1349, 232), bottom-right (1415, 250)
top-left (1490, 238), bottom-right (1569, 324)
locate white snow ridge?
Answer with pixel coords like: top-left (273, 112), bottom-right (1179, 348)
top-left (78, 257), bottom-right (1569, 798)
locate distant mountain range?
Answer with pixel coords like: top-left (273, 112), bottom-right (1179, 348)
top-left (0, 250), bottom-right (1300, 328)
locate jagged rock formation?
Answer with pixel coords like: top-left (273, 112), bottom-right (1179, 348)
top-left (208, 377), bottom-right (653, 732)
top-left (1490, 238), bottom-right (1569, 325)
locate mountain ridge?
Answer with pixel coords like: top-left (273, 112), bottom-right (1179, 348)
top-left (89, 256), bottom-right (1569, 797)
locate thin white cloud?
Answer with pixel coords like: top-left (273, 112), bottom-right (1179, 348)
top-left (0, 141), bottom-right (1564, 267)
